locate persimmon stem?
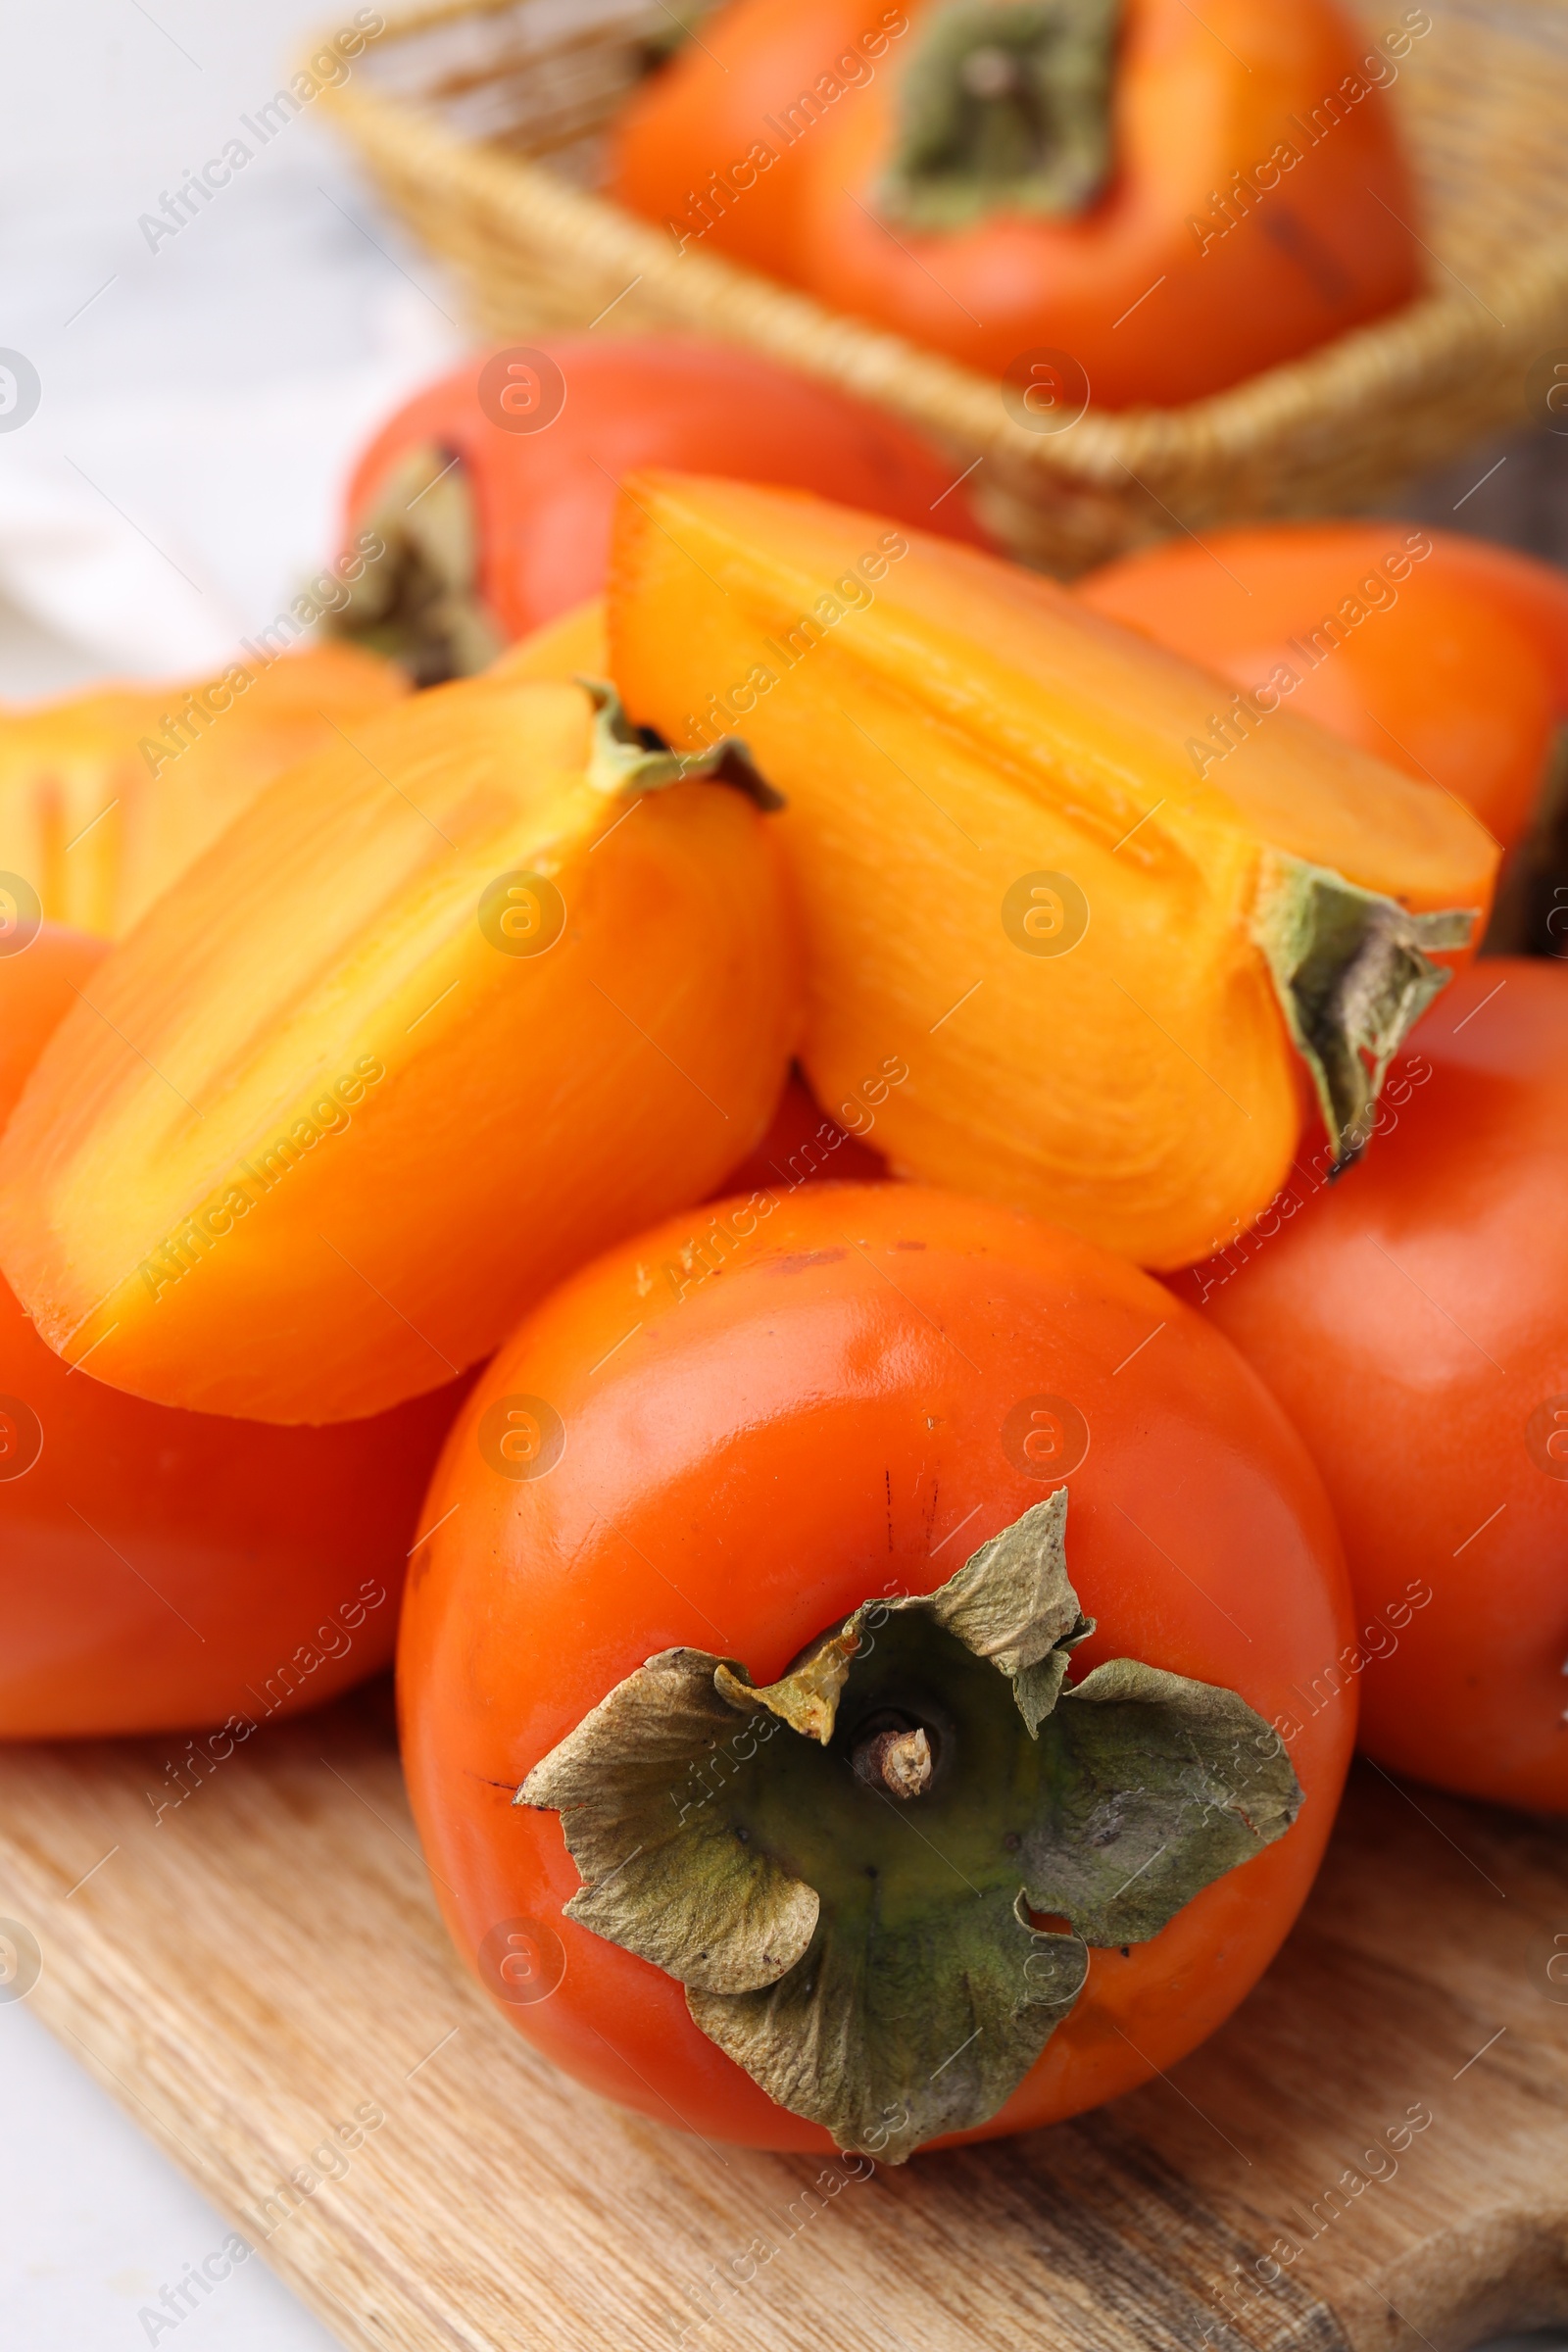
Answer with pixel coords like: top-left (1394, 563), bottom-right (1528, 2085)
top-left (854, 1723), bottom-right (933, 1799)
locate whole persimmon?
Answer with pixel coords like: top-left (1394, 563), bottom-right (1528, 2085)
top-left (400, 1183), bottom-right (1352, 2159)
top-left (716, 1065), bottom-right (891, 1199)
top-left (608, 0), bottom-right (902, 279)
top-left (1079, 523), bottom-right (1568, 855)
top-left (1188, 957), bottom-right (1568, 1815)
top-left (787, 0), bottom-right (1420, 404)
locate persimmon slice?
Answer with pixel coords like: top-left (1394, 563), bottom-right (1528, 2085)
top-left (0, 641), bottom-right (407, 938)
top-left (607, 473), bottom-right (1498, 1269)
top-left (0, 676), bottom-right (798, 1422)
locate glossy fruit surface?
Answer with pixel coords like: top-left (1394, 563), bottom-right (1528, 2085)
top-left (790, 0), bottom-right (1419, 403)
top-left (1189, 956), bottom-right (1568, 1814)
top-left (0, 923), bottom-right (468, 1739)
top-left (338, 336), bottom-right (988, 679)
top-left (1079, 523), bottom-right (1568, 852)
top-left (0, 675), bottom-right (798, 1423)
top-left (400, 1182), bottom-right (1353, 2153)
top-left (0, 1288), bottom-right (468, 1740)
top-left (608, 471), bottom-right (1497, 1269)
top-left (0, 642), bottom-right (407, 937)
top-left (608, 0), bottom-right (902, 277)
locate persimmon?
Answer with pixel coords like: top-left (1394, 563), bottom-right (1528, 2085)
top-left (0, 674), bottom-right (799, 1424)
top-left (1078, 522), bottom-right (1568, 854)
top-left (786, 0), bottom-right (1421, 404)
top-left (0, 922), bottom-right (468, 1740)
top-left (0, 920), bottom-right (107, 1129)
top-left (0, 639), bottom-right (407, 939)
top-left (488, 599), bottom-right (609, 686)
top-left (607, 472), bottom-right (1497, 1269)
top-left (1410, 535), bottom-right (1568, 706)
top-left (607, 0), bottom-right (906, 278)
top-left (398, 1183), bottom-right (1352, 2159)
top-left (0, 1287), bottom-right (468, 1740)
top-left (1186, 958), bottom-right (1568, 1815)
top-left (335, 337), bottom-right (988, 683)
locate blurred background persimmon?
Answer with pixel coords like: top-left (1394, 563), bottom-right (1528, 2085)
top-left (333, 335), bottom-right (992, 679)
top-left (612, 0), bottom-right (1421, 404)
top-left (1078, 523), bottom-right (1568, 855)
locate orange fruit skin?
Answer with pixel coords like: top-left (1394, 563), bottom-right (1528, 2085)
top-left (789, 0), bottom-right (1421, 403)
top-left (715, 1066), bottom-right (890, 1198)
top-left (607, 0), bottom-right (900, 280)
top-left (400, 1182), bottom-right (1353, 2154)
top-left (1188, 957), bottom-right (1568, 1815)
top-left (0, 1275), bottom-right (469, 1739)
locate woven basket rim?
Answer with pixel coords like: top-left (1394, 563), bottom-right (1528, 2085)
top-left (316, 0), bottom-right (1568, 501)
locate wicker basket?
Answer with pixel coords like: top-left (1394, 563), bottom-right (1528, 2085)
top-left (318, 0), bottom-right (1568, 573)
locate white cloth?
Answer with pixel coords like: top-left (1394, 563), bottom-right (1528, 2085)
top-left (0, 308), bottom-right (463, 685)
top-left (0, 0), bottom-right (464, 692)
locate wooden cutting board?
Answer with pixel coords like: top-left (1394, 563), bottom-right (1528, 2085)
top-left (2, 1681), bottom-right (1564, 2352)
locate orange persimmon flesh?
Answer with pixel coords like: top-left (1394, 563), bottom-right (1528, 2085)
top-left (607, 474), bottom-right (1498, 1270)
top-left (0, 920), bottom-right (107, 1128)
top-left (0, 674), bottom-right (798, 1423)
top-left (0, 641), bottom-right (407, 938)
top-left (487, 599), bottom-right (608, 685)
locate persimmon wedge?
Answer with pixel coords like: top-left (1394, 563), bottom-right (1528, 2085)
top-left (0, 920), bottom-right (107, 1129)
top-left (1188, 958), bottom-right (1568, 1814)
top-left (0, 640), bottom-right (407, 938)
top-left (0, 675), bottom-right (798, 1423)
top-left (608, 474), bottom-right (1498, 1270)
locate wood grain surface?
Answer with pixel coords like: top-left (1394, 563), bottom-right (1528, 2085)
top-left (2, 1681), bottom-right (1564, 2352)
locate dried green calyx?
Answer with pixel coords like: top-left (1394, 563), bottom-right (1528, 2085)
top-left (579, 680), bottom-right (783, 809)
top-left (878, 0), bottom-right (1121, 231)
top-left (327, 443), bottom-right (503, 686)
top-left (520, 1491), bottom-right (1301, 2163)
top-left (1253, 853), bottom-right (1477, 1169)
